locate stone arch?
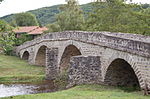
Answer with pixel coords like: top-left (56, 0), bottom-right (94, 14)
top-left (104, 58), bottom-right (140, 88)
top-left (35, 45), bottom-right (47, 66)
top-left (22, 51), bottom-right (29, 60)
top-left (59, 45), bottom-right (82, 73)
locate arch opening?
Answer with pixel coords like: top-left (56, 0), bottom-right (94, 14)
top-left (22, 51), bottom-right (29, 60)
top-left (104, 58), bottom-right (140, 89)
top-left (60, 45), bottom-right (81, 73)
top-left (35, 46), bottom-right (47, 66)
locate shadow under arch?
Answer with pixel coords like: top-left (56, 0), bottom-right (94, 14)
top-left (35, 45), bottom-right (47, 66)
top-left (104, 58), bottom-right (140, 89)
top-left (59, 45), bottom-right (81, 73)
top-left (22, 51), bottom-right (29, 61)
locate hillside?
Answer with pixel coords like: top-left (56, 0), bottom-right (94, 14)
top-left (1, 3), bottom-right (149, 26)
top-left (0, 3), bottom-right (92, 26)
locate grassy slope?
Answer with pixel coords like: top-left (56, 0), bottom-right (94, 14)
top-left (1, 85), bottom-right (150, 99)
top-left (0, 54), bottom-right (45, 83)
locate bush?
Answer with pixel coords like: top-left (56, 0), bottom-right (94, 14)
top-left (0, 20), bottom-right (16, 55)
top-left (54, 71), bottom-right (68, 89)
top-left (3, 45), bottom-right (14, 55)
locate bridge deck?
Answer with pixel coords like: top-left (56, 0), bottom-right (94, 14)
top-left (17, 31), bottom-right (150, 58)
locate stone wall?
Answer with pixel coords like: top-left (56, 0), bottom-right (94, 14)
top-left (68, 56), bottom-right (102, 87)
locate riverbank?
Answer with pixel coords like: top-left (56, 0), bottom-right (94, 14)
top-left (0, 54), bottom-right (45, 83)
top-left (1, 84), bottom-right (150, 99)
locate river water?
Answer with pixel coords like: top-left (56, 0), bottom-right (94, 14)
top-left (0, 81), bottom-right (59, 98)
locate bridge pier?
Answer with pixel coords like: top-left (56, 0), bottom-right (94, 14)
top-left (45, 48), bottom-right (59, 80)
top-left (67, 56), bottom-right (103, 87)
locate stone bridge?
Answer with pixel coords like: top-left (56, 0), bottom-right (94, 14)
top-left (16, 31), bottom-right (150, 89)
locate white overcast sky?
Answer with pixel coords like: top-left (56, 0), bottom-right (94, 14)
top-left (0, 0), bottom-right (150, 17)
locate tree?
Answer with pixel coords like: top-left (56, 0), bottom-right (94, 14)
top-left (45, 23), bottom-right (61, 33)
top-left (14, 12), bottom-right (39, 26)
top-left (142, 4), bottom-right (150, 9)
top-left (143, 7), bottom-right (150, 14)
top-left (10, 20), bottom-right (17, 27)
top-left (0, 0), bottom-right (3, 4)
top-left (85, 0), bottom-right (150, 35)
top-left (56, 0), bottom-right (85, 31)
top-left (0, 20), bottom-right (16, 55)
top-left (15, 34), bottom-right (32, 46)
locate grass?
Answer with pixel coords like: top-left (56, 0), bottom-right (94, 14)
top-left (1, 84), bottom-right (150, 99)
top-left (0, 54), bottom-right (45, 83)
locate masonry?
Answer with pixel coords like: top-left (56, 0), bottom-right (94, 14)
top-left (16, 31), bottom-right (150, 90)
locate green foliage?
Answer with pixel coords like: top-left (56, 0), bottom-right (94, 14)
top-left (0, 20), bottom-right (16, 55)
top-left (14, 12), bottom-right (39, 26)
top-left (0, 5), bottom-right (62, 26)
top-left (142, 4), bottom-right (150, 9)
top-left (85, 0), bottom-right (150, 36)
top-left (45, 0), bottom-right (86, 32)
top-left (56, 0), bottom-right (85, 31)
top-left (9, 20), bottom-right (17, 27)
top-left (0, 4), bottom-right (92, 26)
top-left (29, 5), bottom-right (62, 26)
top-left (143, 7), bottom-right (150, 14)
top-left (45, 23), bottom-right (61, 33)
top-left (0, 2), bottom-right (150, 36)
top-left (15, 34), bottom-right (32, 45)
top-left (54, 71), bottom-right (68, 89)
top-left (0, 14), bottom-right (14, 24)
top-left (0, 0), bottom-right (3, 4)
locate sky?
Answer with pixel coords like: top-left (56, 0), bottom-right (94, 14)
top-left (0, 0), bottom-right (150, 17)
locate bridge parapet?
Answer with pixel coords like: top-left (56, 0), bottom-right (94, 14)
top-left (17, 31), bottom-right (150, 58)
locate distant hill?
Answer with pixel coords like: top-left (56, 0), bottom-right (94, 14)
top-left (1, 3), bottom-right (149, 26)
top-left (0, 3), bottom-right (92, 26)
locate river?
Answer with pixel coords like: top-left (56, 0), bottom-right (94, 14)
top-left (0, 81), bottom-right (59, 98)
